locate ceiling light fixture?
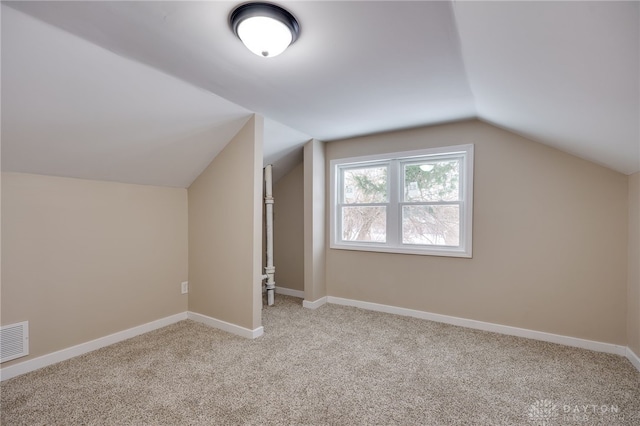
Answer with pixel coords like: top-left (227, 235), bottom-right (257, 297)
top-left (230, 2), bottom-right (300, 58)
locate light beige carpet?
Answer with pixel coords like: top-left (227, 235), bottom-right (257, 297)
top-left (1, 295), bottom-right (639, 425)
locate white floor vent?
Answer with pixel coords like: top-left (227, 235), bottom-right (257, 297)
top-left (1, 321), bottom-right (29, 363)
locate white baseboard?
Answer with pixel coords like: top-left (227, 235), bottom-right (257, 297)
top-left (187, 311), bottom-right (263, 339)
top-left (275, 287), bottom-right (304, 298)
top-left (627, 347), bottom-right (640, 372)
top-left (303, 296), bottom-right (327, 310)
top-left (327, 296), bottom-right (628, 357)
top-left (3, 300), bottom-right (636, 383)
top-left (0, 312), bottom-right (187, 382)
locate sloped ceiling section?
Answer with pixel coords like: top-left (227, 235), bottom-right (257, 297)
top-left (2, 1), bottom-right (639, 188)
top-left (1, 5), bottom-right (252, 187)
top-left (454, 1), bottom-right (639, 175)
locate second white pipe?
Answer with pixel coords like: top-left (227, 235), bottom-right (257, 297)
top-left (264, 164), bottom-right (275, 306)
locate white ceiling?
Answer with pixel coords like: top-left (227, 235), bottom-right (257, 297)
top-left (2, 1), bottom-right (638, 188)
top-left (454, 1), bottom-right (639, 176)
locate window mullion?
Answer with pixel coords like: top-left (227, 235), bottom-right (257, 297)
top-left (398, 201), bottom-right (463, 207)
top-left (338, 202), bottom-right (389, 207)
top-left (387, 160), bottom-right (399, 246)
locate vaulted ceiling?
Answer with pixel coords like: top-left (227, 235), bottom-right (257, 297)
top-left (2, 1), bottom-right (638, 187)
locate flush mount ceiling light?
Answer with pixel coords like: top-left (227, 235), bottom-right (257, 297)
top-left (230, 2), bottom-right (300, 58)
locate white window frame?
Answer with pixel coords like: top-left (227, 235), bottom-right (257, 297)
top-left (330, 144), bottom-right (474, 258)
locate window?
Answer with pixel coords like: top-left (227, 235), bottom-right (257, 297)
top-left (330, 144), bottom-right (473, 257)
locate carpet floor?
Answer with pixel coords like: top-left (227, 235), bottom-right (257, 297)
top-left (1, 295), bottom-right (639, 425)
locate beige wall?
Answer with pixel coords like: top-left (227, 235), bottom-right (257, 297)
top-left (1, 172), bottom-right (188, 366)
top-left (188, 115), bottom-right (263, 330)
top-left (325, 120), bottom-right (628, 345)
top-left (273, 162), bottom-right (304, 292)
top-left (628, 172), bottom-right (640, 355)
top-left (304, 139), bottom-right (327, 302)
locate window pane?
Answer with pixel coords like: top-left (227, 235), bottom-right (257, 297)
top-left (343, 166), bottom-right (387, 204)
top-left (342, 206), bottom-right (386, 242)
top-left (402, 205), bottom-right (459, 246)
top-left (403, 159), bottom-right (460, 202)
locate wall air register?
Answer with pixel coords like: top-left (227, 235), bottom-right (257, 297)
top-left (0, 321), bottom-right (29, 363)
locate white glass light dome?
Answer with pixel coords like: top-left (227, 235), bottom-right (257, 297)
top-left (237, 16), bottom-right (292, 57)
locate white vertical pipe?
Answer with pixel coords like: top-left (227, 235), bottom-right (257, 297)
top-left (264, 165), bottom-right (276, 306)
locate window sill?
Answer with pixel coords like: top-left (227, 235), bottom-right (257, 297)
top-left (329, 242), bottom-right (472, 258)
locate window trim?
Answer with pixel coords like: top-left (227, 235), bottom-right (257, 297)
top-left (329, 144), bottom-right (474, 258)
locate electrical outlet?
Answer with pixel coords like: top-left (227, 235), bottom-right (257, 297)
top-left (181, 281), bottom-right (188, 294)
